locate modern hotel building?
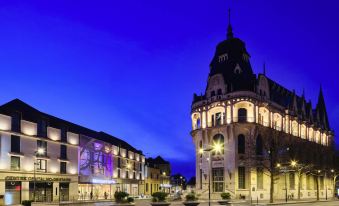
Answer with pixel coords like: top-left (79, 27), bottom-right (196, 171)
top-left (0, 99), bottom-right (145, 205)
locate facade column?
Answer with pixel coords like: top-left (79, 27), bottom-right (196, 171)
top-left (253, 103), bottom-right (256, 123)
top-left (230, 103), bottom-right (234, 123)
top-left (53, 182), bottom-right (60, 202)
top-left (21, 181), bottom-right (30, 201)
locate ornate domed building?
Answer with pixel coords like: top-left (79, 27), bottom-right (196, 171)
top-left (190, 16), bottom-right (335, 201)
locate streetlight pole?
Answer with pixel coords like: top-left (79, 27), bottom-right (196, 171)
top-left (33, 148), bottom-right (44, 202)
top-left (199, 142), bottom-right (222, 206)
top-left (208, 151), bottom-right (211, 206)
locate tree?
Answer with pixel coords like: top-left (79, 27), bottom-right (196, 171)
top-left (257, 126), bottom-right (291, 203)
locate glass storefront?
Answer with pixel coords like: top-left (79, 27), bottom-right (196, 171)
top-left (29, 182), bottom-right (53, 202)
top-left (59, 183), bottom-right (70, 201)
top-left (78, 184), bottom-right (115, 200)
top-left (5, 181), bottom-right (21, 205)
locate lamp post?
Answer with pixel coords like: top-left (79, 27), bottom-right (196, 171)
top-left (277, 160), bottom-right (297, 203)
top-left (199, 141), bottom-right (222, 206)
top-left (162, 172), bottom-right (166, 192)
top-left (33, 148), bottom-right (45, 202)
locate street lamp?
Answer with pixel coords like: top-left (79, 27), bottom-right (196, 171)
top-left (33, 148), bottom-right (45, 202)
top-left (199, 141), bottom-right (223, 206)
top-left (291, 160), bottom-right (297, 167)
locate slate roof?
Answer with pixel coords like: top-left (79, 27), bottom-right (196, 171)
top-left (192, 24), bottom-right (331, 131)
top-left (0, 98), bottom-right (143, 154)
top-left (146, 156), bottom-right (169, 167)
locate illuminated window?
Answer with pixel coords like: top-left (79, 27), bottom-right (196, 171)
top-left (10, 156), bottom-right (20, 171)
top-left (238, 167), bottom-right (246, 189)
top-left (36, 159), bottom-right (47, 172)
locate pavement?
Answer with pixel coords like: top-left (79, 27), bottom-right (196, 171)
top-left (31, 199), bottom-right (339, 206)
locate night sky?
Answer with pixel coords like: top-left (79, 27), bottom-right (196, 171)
top-left (0, 0), bottom-right (338, 179)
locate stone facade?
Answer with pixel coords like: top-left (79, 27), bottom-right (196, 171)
top-left (190, 19), bottom-right (335, 201)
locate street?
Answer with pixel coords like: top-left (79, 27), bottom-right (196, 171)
top-left (78, 199), bottom-right (339, 206)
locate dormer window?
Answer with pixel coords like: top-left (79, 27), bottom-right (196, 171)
top-left (218, 53), bottom-right (228, 62)
top-left (243, 53), bottom-right (249, 62)
top-left (234, 64), bottom-right (242, 74)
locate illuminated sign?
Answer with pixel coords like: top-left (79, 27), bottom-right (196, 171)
top-left (160, 184), bottom-right (172, 188)
top-left (92, 179), bottom-right (116, 184)
top-left (5, 176), bottom-right (71, 182)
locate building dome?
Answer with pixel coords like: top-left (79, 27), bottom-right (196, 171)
top-left (206, 26), bottom-right (256, 94)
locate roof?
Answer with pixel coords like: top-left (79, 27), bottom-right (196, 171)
top-left (0, 98), bottom-right (143, 154)
top-left (146, 156), bottom-right (169, 167)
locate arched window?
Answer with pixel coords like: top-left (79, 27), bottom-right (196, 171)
top-left (238, 108), bottom-right (247, 123)
top-left (256, 135), bottom-right (263, 155)
top-left (238, 134), bottom-right (245, 154)
top-left (211, 91), bottom-right (216, 97)
top-left (213, 134), bottom-right (224, 155)
top-left (217, 89), bottom-right (222, 95)
top-left (196, 118), bottom-right (201, 129)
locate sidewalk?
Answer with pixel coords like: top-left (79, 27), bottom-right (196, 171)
top-left (248, 198), bottom-right (339, 205)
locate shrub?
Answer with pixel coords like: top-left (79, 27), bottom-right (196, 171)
top-left (114, 191), bottom-right (129, 203)
top-left (152, 192), bottom-right (168, 202)
top-left (185, 192), bottom-right (198, 201)
top-left (22, 200), bottom-right (33, 206)
top-left (127, 197), bottom-right (134, 203)
top-left (220, 192), bottom-right (230, 200)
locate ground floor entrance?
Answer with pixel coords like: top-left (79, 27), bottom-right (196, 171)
top-left (78, 180), bottom-right (140, 200)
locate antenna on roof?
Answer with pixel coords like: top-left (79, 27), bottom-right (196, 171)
top-left (227, 8), bottom-right (234, 39)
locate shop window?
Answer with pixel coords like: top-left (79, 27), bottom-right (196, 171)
top-left (36, 159), bottom-right (47, 172)
top-left (5, 181), bottom-right (21, 205)
top-left (238, 166), bottom-right (246, 189)
top-left (59, 183), bottom-right (69, 201)
top-left (60, 145), bottom-right (67, 160)
top-left (10, 156), bottom-right (20, 171)
top-left (238, 134), bottom-right (245, 154)
top-left (60, 162), bottom-right (67, 174)
top-left (11, 135), bottom-right (20, 153)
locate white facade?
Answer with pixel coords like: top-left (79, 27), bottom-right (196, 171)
top-left (0, 113), bottom-right (79, 205)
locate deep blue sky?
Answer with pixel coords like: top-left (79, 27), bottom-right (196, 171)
top-left (0, 0), bottom-right (338, 179)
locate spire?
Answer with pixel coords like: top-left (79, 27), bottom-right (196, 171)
top-left (227, 8), bottom-right (234, 39)
top-left (316, 85), bottom-right (330, 130)
top-left (302, 88), bottom-right (305, 98)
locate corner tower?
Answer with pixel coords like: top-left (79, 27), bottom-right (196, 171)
top-left (190, 11), bottom-right (335, 201)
